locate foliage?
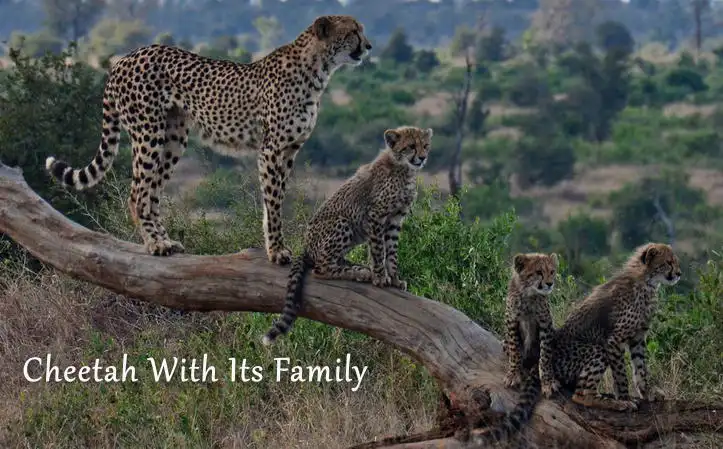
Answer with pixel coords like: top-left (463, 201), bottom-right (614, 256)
top-left (608, 171), bottom-right (714, 250)
top-left (398, 190), bottom-right (517, 330)
top-left (476, 26), bottom-right (508, 62)
top-left (512, 132), bottom-right (576, 189)
top-left (0, 47), bottom-right (130, 228)
top-left (253, 16), bottom-right (282, 52)
top-left (154, 32), bottom-right (175, 46)
top-left (87, 19), bottom-right (152, 58)
top-left (556, 213), bottom-right (610, 277)
top-left (414, 49), bottom-right (440, 73)
top-left (663, 67), bottom-right (708, 93)
top-left (8, 30), bottom-right (64, 57)
top-left (649, 251), bottom-right (723, 396)
top-left (380, 28), bottom-right (414, 65)
top-left (193, 168), bottom-right (256, 210)
top-left (41, 0), bottom-right (105, 42)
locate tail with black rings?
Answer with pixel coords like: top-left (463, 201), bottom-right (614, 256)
top-left (45, 96), bottom-right (121, 190)
top-left (262, 251), bottom-right (314, 345)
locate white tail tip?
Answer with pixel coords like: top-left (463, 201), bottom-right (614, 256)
top-left (261, 335), bottom-right (273, 346)
top-left (45, 156), bottom-right (56, 171)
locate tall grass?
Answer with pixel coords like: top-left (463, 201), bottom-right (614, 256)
top-left (0, 173), bottom-right (721, 448)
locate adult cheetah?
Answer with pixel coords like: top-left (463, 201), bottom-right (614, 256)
top-left (551, 242), bottom-right (681, 411)
top-left (262, 126), bottom-right (432, 345)
top-left (45, 15), bottom-right (371, 263)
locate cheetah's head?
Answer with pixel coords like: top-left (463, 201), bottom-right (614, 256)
top-left (310, 15), bottom-right (372, 67)
top-left (384, 126), bottom-right (433, 170)
top-left (634, 243), bottom-right (682, 286)
top-left (512, 252), bottom-right (559, 296)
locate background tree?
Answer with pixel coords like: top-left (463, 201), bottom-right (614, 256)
top-left (253, 16), bottom-right (282, 53)
top-left (41, 0), bottom-right (106, 42)
top-left (414, 49), bottom-right (440, 73)
top-left (529, 0), bottom-right (598, 50)
top-left (87, 19), bottom-right (152, 59)
top-left (8, 30), bottom-right (64, 57)
top-left (380, 28), bottom-right (414, 64)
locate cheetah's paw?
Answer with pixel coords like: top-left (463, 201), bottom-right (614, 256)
top-left (391, 276), bottom-right (407, 291)
top-left (146, 239), bottom-right (182, 257)
top-left (169, 239), bottom-right (185, 254)
top-left (268, 246), bottom-right (292, 265)
top-left (503, 371), bottom-right (521, 389)
top-left (542, 380), bottom-right (561, 398)
top-left (373, 273), bottom-right (392, 288)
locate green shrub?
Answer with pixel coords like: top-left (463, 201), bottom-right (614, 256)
top-left (649, 251), bottom-right (723, 397)
top-left (663, 67), bottom-right (708, 93)
top-left (0, 47), bottom-right (130, 228)
top-left (8, 30), bottom-right (64, 57)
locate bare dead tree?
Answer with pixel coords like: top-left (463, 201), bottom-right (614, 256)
top-left (1, 162), bottom-right (721, 449)
top-left (448, 49), bottom-right (472, 200)
top-left (653, 196), bottom-right (676, 248)
top-left (692, 0), bottom-right (704, 57)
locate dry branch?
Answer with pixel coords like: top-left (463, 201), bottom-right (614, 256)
top-left (0, 162), bottom-right (721, 448)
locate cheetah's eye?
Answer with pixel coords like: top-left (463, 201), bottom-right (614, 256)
top-left (536, 270), bottom-right (543, 276)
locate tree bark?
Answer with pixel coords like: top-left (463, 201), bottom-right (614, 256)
top-left (0, 162), bottom-right (721, 449)
top-left (448, 49), bottom-right (472, 201)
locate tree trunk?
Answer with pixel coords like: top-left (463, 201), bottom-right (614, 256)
top-left (0, 162), bottom-right (720, 448)
top-left (448, 50), bottom-right (472, 200)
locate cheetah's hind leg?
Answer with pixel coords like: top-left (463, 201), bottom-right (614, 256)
top-left (313, 261), bottom-right (373, 283)
top-left (148, 106), bottom-right (189, 254)
top-left (130, 107), bottom-right (186, 256)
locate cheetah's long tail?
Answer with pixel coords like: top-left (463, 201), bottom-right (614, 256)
top-left (468, 370), bottom-right (541, 448)
top-left (45, 97), bottom-right (121, 191)
top-left (262, 251), bottom-right (314, 346)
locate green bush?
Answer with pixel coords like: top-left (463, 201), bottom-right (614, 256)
top-left (193, 168), bottom-right (255, 210)
top-left (663, 67), bottom-right (708, 93)
top-left (512, 133), bottom-right (576, 188)
top-left (414, 49), bottom-right (440, 73)
top-left (88, 18), bottom-right (152, 58)
top-left (0, 47), bottom-right (130, 228)
top-left (609, 170), bottom-right (713, 250)
top-left (8, 30), bottom-right (64, 57)
top-left (664, 129), bottom-right (721, 158)
top-left (649, 251), bottom-right (723, 396)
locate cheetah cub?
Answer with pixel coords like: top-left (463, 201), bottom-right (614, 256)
top-left (551, 242), bottom-right (681, 411)
top-left (503, 252), bottom-right (560, 399)
top-left (262, 126), bottom-right (433, 345)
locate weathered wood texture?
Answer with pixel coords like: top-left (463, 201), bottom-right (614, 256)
top-left (0, 162), bottom-right (720, 449)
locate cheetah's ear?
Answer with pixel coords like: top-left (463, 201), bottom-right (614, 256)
top-left (550, 253), bottom-right (559, 268)
top-left (312, 16), bottom-right (333, 40)
top-left (384, 129), bottom-right (401, 148)
top-left (513, 254), bottom-right (527, 274)
top-left (640, 245), bottom-right (659, 265)
top-left (424, 128), bottom-right (434, 139)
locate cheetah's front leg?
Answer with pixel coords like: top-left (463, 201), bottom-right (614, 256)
top-left (538, 311), bottom-right (560, 398)
top-left (503, 316), bottom-right (524, 389)
top-left (384, 213), bottom-right (407, 290)
top-left (630, 333), bottom-right (662, 402)
top-left (257, 143), bottom-right (300, 265)
top-left (365, 210), bottom-right (390, 287)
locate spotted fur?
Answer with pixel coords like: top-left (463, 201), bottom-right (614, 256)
top-left (467, 371), bottom-right (541, 448)
top-left (45, 15), bottom-right (371, 262)
top-left (551, 242), bottom-right (681, 411)
top-left (503, 252), bottom-right (560, 400)
top-left (262, 126), bottom-right (432, 345)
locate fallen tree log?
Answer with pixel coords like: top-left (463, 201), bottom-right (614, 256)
top-left (0, 161), bottom-right (721, 449)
